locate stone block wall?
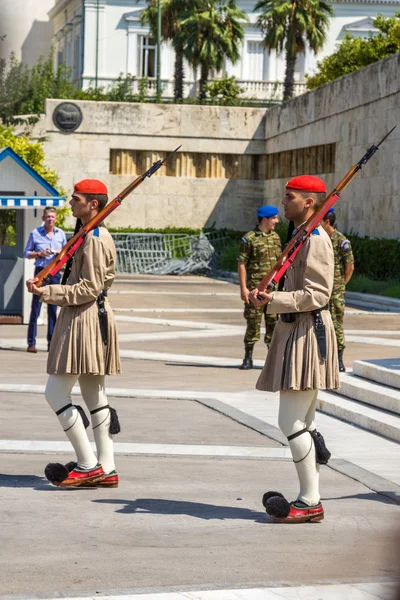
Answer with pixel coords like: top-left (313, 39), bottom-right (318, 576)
top-left (34, 53), bottom-right (399, 237)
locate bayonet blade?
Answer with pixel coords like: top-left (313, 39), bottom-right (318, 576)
top-left (376, 125), bottom-right (396, 148)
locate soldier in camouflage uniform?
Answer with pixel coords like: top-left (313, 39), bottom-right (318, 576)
top-left (321, 208), bottom-right (354, 372)
top-left (237, 205), bottom-right (282, 369)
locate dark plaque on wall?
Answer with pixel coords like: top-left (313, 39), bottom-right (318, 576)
top-left (53, 102), bottom-right (83, 132)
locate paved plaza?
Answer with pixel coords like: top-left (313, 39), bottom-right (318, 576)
top-left (0, 274), bottom-right (399, 600)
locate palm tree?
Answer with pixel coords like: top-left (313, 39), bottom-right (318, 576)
top-left (255, 0), bottom-right (333, 101)
top-left (141, 0), bottom-right (189, 101)
top-left (178, 0), bottom-right (248, 101)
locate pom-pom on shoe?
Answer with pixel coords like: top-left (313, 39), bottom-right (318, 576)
top-left (269, 499), bottom-right (324, 523)
top-left (262, 491), bottom-right (285, 514)
top-left (45, 463), bottom-right (105, 487)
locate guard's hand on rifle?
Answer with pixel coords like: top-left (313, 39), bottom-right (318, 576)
top-left (249, 288), bottom-right (272, 307)
top-left (26, 277), bottom-right (43, 296)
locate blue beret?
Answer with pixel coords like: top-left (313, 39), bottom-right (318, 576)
top-left (257, 205), bottom-right (279, 218)
top-left (327, 207), bottom-right (335, 214)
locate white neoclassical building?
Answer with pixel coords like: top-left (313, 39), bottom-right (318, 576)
top-left (2, 0), bottom-right (400, 101)
top-left (48, 0), bottom-right (400, 101)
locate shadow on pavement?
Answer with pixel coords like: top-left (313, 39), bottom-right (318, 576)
top-left (166, 363), bottom-right (263, 370)
top-left (94, 497), bottom-right (267, 521)
top-left (0, 473), bottom-right (48, 488)
top-left (323, 492), bottom-right (399, 505)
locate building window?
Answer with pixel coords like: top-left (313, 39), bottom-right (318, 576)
top-left (139, 36), bottom-right (156, 78)
top-left (110, 144), bottom-right (335, 180)
top-left (247, 41), bottom-right (265, 80)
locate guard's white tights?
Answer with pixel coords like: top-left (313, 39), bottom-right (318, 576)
top-left (278, 389), bottom-right (320, 506)
top-left (45, 374), bottom-right (115, 474)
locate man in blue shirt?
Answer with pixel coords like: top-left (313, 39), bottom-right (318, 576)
top-left (24, 207), bottom-right (67, 352)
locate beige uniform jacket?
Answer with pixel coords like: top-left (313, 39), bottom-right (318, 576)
top-left (256, 226), bottom-right (339, 392)
top-left (40, 227), bottom-right (121, 376)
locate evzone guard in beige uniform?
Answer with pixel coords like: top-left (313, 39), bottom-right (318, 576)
top-left (26, 179), bottom-right (121, 488)
top-left (250, 175), bottom-right (339, 523)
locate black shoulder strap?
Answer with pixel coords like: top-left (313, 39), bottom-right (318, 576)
top-left (61, 218), bottom-right (82, 285)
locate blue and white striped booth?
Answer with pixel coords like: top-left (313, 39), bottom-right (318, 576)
top-left (0, 147), bottom-right (66, 323)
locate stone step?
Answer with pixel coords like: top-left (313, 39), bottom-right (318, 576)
top-left (317, 390), bottom-right (400, 443)
top-left (353, 359), bottom-right (400, 390)
top-left (334, 373), bottom-right (400, 415)
top-left (345, 291), bottom-right (400, 312)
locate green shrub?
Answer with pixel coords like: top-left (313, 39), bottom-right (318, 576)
top-left (346, 234), bottom-right (400, 280)
top-left (218, 241), bottom-right (241, 272)
top-left (346, 275), bottom-right (400, 299)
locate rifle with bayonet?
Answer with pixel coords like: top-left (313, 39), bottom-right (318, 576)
top-left (253, 126), bottom-right (396, 297)
top-left (35, 146), bottom-right (181, 287)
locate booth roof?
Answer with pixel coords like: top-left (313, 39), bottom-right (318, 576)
top-left (0, 196), bottom-right (66, 208)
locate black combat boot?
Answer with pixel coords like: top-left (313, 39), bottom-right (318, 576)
top-left (338, 349), bottom-right (346, 372)
top-left (240, 346), bottom-right (253, 370)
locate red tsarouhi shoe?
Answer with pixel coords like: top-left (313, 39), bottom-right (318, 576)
top-left (271, 500), bottom-right (324, 523)
top-left (80, 470), bottom-right (119, 488)
top-left (57, 464), bottom-right (105, 487)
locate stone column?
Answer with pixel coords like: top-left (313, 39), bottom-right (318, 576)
top-left (82, 0), bottom-right (106, 89)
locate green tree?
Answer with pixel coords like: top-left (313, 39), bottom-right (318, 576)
top-left (141, 0), bottom-right (190, 101)
top-left (306, 13), bottom-right (400, 89)
top-left (0, 125), bottom-right (69, 241)
top-left (178, 0), bottom-right (248, 101)
top-left (255, 0), bottom-right (333, 101)
top-left (0, 51), bottom-right (76, 124)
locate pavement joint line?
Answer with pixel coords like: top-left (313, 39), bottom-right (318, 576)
top-left (113, 308), bottom-right (245, 313)
top-left (345, 336), bottom-right (400, 347)
top-left (0, 440), bottom-right (292, 460)
top-left (114, 316), bottom-right (239, 330)
top-left (1, 382), bottom-right (399, 504)
top-left (118, 330), bottom-right (245, 343)
top-left (1, 583), bottom-right (398, 600)
top-left (109, 291), bottom-right (238, 296)
top-left (115, 279), bottom-right (230, 285)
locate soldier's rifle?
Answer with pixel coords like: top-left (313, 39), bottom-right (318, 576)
top-left (35, 146), bottom-right (181, 287)
top-left (254, 126), bottom-right (396, 297)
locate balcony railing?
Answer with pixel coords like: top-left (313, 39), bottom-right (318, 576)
top-left (145, 78), bottom-right (307, 101)
top-left (82, 75), bottom-right (307, 102)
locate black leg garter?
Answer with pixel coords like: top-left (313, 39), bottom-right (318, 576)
top-left (90, 405), bottom-right (121, 434)
top-left (56, 403), bottom-right (89, 430)
top-left (287, 427), bottom-right (331, 465)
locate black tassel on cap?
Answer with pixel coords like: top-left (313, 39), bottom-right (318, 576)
top-left (74, 404), bottom-right (90, 429)
top-left (109, 406), bottom-right (121, 434)
top-left (310, 429), bottom-right (331, 464)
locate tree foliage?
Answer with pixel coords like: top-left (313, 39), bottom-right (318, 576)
top-left (141, 0), bottom-right (189, 101)
top-left (178, 0), bottom-right (248, 101)
top-left (306, 12), bottom-right (400, 89)
top-left (0, 51), bottom-right (154, 123)
top-left (255, 0), bottom-right (333, 101)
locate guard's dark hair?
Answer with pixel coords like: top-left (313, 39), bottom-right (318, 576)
top-left (83, 193), bottom-right (108, 212)
top-left (300, 190), bottom-right (326, 209)
top-left (322, 212), bottom-right (336, 227)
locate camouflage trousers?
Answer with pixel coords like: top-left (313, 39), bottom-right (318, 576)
top-left (329, 296), bottom-right (345, 350)
top-left (243, 302), bottom-right (277, 347)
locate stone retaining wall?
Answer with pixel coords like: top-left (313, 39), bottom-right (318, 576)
top-left (33, 53), bottom-right (399, 237)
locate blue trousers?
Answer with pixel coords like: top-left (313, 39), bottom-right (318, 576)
top-left (27, 267), bottom-right (61, 346)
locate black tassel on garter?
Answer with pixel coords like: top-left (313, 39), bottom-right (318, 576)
top-left (74, 404), bottom-right (90, 429)
top-left (310, 429), bottom-right (331, 464)
top-left (109, 406), bottom-right (121, 434)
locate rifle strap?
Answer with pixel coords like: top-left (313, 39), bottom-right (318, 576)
top-left (62, 218), bottom-right (82, 285)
